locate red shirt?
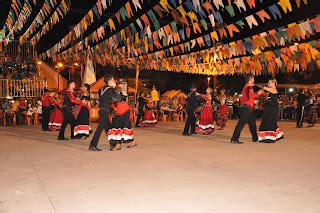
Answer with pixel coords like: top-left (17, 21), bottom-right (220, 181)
top-left (64, 90), bottom-right (82, 106)
top-left (241, 85), bottom-right (259, 109)
top-left (41, 94), bottom-right (59, 107)
top-left (19, 101), bottom-right (27, 108)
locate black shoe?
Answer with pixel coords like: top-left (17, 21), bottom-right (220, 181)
top-left (231, 139), bottom-right (243, 144)
top-left (191, 132), bottom-right (197, 135)
top-left (183, 133), bottom-right (191, 136)
top-left (88, 146), bottom-right (102, 151)
top-left (42, 129), bottom-right (47, 131)
top-left (252, 139), bottom-right (258, 143)
top-left (58, 137), bottom-right (69, 141)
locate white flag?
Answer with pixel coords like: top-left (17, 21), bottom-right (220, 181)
top-left (83, 56), bottom-right (96, 85)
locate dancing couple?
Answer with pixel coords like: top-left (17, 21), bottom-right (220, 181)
top-left (89, 75), bottom-right (136, 151)
top-left (231, 75), bottom-right (284, 144)
top-left (135, 92), bottom-right (157, 127)
top-left (183, 84), bottom-right (228, 136)
top-left (57, 80), bottom-right (91, 140)
top-left (296, 89), bottom-right (317, 128)
top-left (41, 89), bottom-right (59, 131)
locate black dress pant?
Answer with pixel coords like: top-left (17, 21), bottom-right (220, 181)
top-left (90, 108), bottom-right (110, 148)
top-left (135, 109), bottom-right (144, 127)
top-left (58, 107), bottom-right (76, 139)
top-left (42, 106), bottom-right (50, 130)
top-left (231, 105), bottom-right (258, 141)
top-left (183, 108), bottom-right (196, 134)
top-left (296, 106), bottom-right (305, 127)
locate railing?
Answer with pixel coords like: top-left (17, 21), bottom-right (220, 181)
top-left (0, 79), bottom-right (47, 98)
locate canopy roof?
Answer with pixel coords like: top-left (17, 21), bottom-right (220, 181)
top-left (0, 0), bottom-right (319, 76)
top-left (90, 77), bottom-right (135, 93)
top-left (162, 90), bottom-right (187, 98)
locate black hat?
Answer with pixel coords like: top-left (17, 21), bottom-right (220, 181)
top-left (118, 78), bottom-right (127, 84)
top-left (84, 83), bottom-right (90, 90)
top-left (104, 74), bottom-right (114, 84)
top-left (245, 74), bottom-right (254, 83)
top-left (190, 83), bottom-right (197, 89)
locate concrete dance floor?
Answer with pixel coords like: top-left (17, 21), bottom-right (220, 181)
top-left (0, 120), bottom-right (319, 213)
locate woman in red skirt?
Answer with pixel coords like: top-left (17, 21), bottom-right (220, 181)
top-left (107, 79), bottom-right (137, 151)
top-left (216, 93), bottom-right (228, 130)
top-left (48, 93), bottom-right (63, 131)
top-left (216, 102), bottom-right (228, 130)
top-left (140, 94), bottom-right (157, 127)
top-left (74, 84), bottom-right (92, 139)
top-left (196, 87), bottom-right (214, 134)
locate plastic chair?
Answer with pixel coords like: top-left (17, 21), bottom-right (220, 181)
top-left (34, 112), bottom-right (39, 125)
top-left (162, 114), bottom-right (168, 122)
top-left (0, 110), bottom-right (5, 126)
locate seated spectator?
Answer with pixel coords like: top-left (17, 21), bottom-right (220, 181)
top-left (2, 99), bottom-right (10, 110)
top-left (12, 99), bottom-right (20, 113)
top-left (160, 102), bottom-right (173, 120)
top-left (36, 103), bottom-right (42, 115)
top-left (27, 104), bottom-right (37, 124)
top-left (18, 97), bottom-right (28, 124)
top-left (4, 105), bottom-right (14, 124)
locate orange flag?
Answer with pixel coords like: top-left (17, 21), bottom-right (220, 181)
top-left (226, 24), bottom-right (239, 37)
top-left (256, 10), bottom-right (271, 23)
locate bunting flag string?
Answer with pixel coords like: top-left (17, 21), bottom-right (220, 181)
top-left (133, 16), bottom-right (320, 68)
top-left (5, 0), bottom-right (36, 42)
top-left (132, 40), bottom-right (320, 76)
top-left (20, 0), bottom-right (61, 43)
top-left (125, 0), bottom-right (311, 61)
top-left (0, 0), bottom-right (25, 43)
top-left (49, 0), bottom-right (306, 62)
top-left (41, 0), bottom-right (158, 59)
top-left (41, 0), bottom-right (114, 57)
top-left (27, 0), bottom-right (319, 77)
top-left (44, 0), bottom-right (263, 60)
top-left (58, 14), bottom-right (319, 76)
top-left (29, 0), bottom-right (71, 45)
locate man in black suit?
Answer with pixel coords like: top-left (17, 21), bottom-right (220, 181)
top-left (89, 74), bottom-right (121, 151)
top-left (183, 84), bottom-right (199, 136)
top-left (296, 89), bottom-right (309, 128)
top-left (135, 92), bottom-right (146, 127)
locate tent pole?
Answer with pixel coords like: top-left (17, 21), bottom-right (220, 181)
top-left (80, 63), bottom-right (83, 85)
top-left (135, 65), bottom-right (140, 106)
top-left (213, 75), bottom-right (217, 95)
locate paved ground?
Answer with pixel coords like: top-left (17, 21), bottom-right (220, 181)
top-left (0, 120), bottom-right (319, 213)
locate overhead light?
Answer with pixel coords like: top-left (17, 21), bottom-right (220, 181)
top-left (37, 61), bottom-right (42, 65)
top-left (55, 66), bottom-right (58, 68)
top-left (73, 62), bottom-right (79, 66)
top-left (57, 62), bottom-right (64, 68)
top-left (294, 43), bottom-right (299, 46)
top-left (207, 77), bottom-right (211, 80)
top-left (288, 88), bottom-right (294, 92)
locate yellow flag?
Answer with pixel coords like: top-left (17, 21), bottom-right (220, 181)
top-left (108, 18), bottom-right (116, 31)
top-left (278, 0), bottom-right (292, 13)
top-left (177, 5), bottom-right (186, 17)
top-left (159, 0), bottom-right (173, 12)
top-left (210, 31), bottom-right (219, 41)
